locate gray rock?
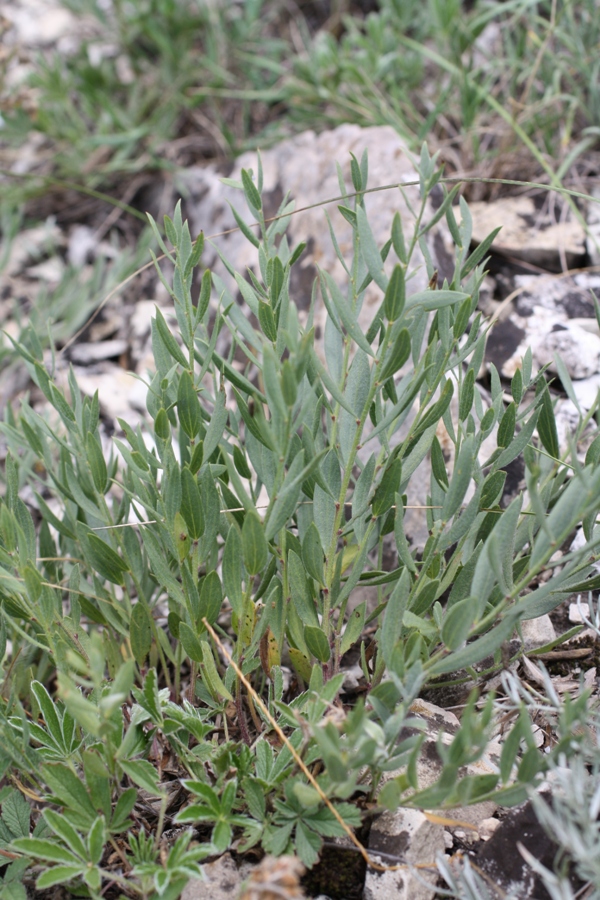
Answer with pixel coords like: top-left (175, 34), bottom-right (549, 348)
top-left (365, 806), bottom-right (444, 900)
top-left (533, 318), bottom-right (600, 379)
top-left (513, 272), bottom-right (600, 320)
top-left (67, 339), bottom-right (129, 365)
top-left (478, 817), bottom-right (501, 841)
top-left (571, 372), bottom-right (600, 411)
top-left (498, 306), bottom-right (600, 381)
top-left (569, 601), bottom-right (590, 624)
top-left (179, 124), bottom-right (452, 346)
top-left (371, 697), bottom-right (502, 872)
top-left (181, 852), bottom-right (242, 900)
top-left (489, 273), bottom-right (600, 382)
top-left (467, 196), bottom-right (587, 270)
top-left (587, 184), bottom-right (600, 266)
top-left (475, 796), bottom-right (584, 899)
top-left (520, 615), bottom-right (556, 651)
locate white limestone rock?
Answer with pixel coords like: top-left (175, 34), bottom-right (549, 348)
top-left (365, 806), bottom-right (444, 900)
top-left (467, 196), bottom-right (586, 270)
top-left (179, 123), bottom-right (453, 344)
top-left (520, 615), bottom-right (556, 651)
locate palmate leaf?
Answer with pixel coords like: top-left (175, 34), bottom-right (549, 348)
top-left (42, 810), bottom-right (86, 860)
top-left (1, 791), bottom-right (30, 840)
top-left (42, 764), bottom-right (98, 824)
top-left (119, 759), bottom-right (163, 796)
top-left (294, 821), bottom-right (321, 868)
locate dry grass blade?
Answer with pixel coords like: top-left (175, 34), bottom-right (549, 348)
top-left (202, 618), bottom-right (438, 874)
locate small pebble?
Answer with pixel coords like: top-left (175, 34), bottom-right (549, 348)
top-left (569, 601), bottom-right (590, 624)
top-left (444, 831), bottom-right (454, 849)
top-left (478, 817), bottom-right (501, 841)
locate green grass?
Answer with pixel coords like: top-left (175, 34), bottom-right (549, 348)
top-left (1, 0), bottom-right (598, 214)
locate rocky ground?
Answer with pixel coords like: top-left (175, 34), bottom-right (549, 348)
top-left (2, 3), bottom-right (600, 899)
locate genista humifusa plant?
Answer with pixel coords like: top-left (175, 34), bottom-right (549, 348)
top-left (1, 145), bottom-right (600, 895)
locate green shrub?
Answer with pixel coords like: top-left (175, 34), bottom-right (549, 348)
top-left (0, 146), bottom-right (599, 895)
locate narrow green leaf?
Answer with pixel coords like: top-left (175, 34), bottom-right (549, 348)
top-left (304, 625), bottom-right (330, 663)
top-left (201, 640), bottom-right (233, 701)
top-left (372, 458), bottom-right (402, 517)
top-left (154, 307), bottom-right (188, 367)
top-left (441, 435), bottom-right (475, 521)
top-left (142, 528), bottom-right (186, 607)
top-left (537, 386), bottom-right (559, 460)
top-left (241, 168), bottom-right (262, 211)
top-left (265, 449), bottom-right (328, 541)
top-left (428, 611), bottom-right (520, 676)
top-left (381, 569), bottom-right (410, 666)
top-left (203, 387), bottom-right (228, 462)
top-left (480, 471), bottom-right (506, 509)
top-left (234, 390), bottom-right (276, 451)
top-left (340, 601), bottom-right (366, 655)
top-left (177, 372), bottom-right (202, 440)
top-left (441, 596), bottom-right (476, 650)
top-left (384, 265), bottom-right (405, 322)
top-left (320, 271), bottom-right (375, 356)
top-left (391, 212), bottom-right (406, 263)
top-left (405, 289), bottom-right (469, 312)
top-left (258, 301), bottom-right (277, 342)
top-left (130, 603), bottom-right (152, 666)
top-left (495, 411), bottom-right (539, 468)
top-left (530, 472), bottom-right (598, 571)
top-left (380, 328), bottom-right (411, 382)
top-left (242, 511), bottom-right (268, 576)
top-left (302, 522), bottom-right (324, 585)
top-left (199, 571), bottom-right (222, 628)
top-left (180, 467), bottom-right (205, 540)
top-left (498, 402), bottom-right (516, 448)
top-left (461, 226), bottom-right (502, 279)
top-left (356, 206), bottom-right (387, 290)
top-left (313, 485), bottom-right (336, 552)
top-left (415, 380), bottom-right (454, 436)
top-left (353, 454), bottom-right (376, 519)
top-left (280, 359), bottom-right (298, 408)
top-left (222, 526), bottom-right (243, 618)
top-left (227, 201), bottom-right (260, 248)
top-left (288, 550), bottom-right (319, 628)
top-left (337, 205), bottom-right (357, 227)
top-left (85, 434), bottom-right (107, 494)
top-left (459, 368), bottom-right (475, 422)
top-left (86, 534), bottom-right (129, 586)
top-left (339, 349), bottom-right (371, 463)
top-left (154, 407), bottom-right (171, 441)
top-left (42, 764), bottom-right (97, 821)
top-left (270, 257), bottom-right (285, 305)
top-left (179, 622), bottom-right (204, 663)
top-left (430, 436), bottom-right (449, 490)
